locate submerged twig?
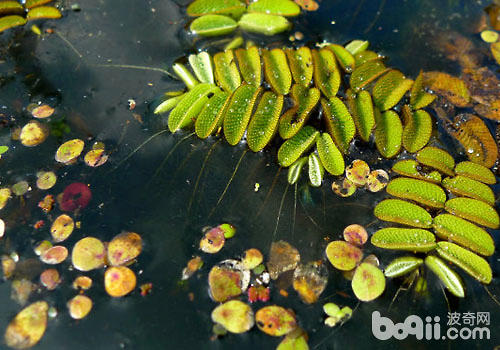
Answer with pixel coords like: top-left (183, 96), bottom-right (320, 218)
top-left (270, 183), bottom-right (289, 249)
top-left (54, 30), bottom-right (83, 58)
top-left (255, 167), bottom-right (282, 218)
top-left (94, 64), bottom-right (175, 78)
top-left (364, 0), bottom-right (386, 34)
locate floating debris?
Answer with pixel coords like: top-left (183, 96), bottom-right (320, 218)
top-left (4, 301), bottom-right (48, 349)
top-left (241, 248), bottom-right (263, 270)
top-left (104, 266), bottom-right (137, 297)
top-left (181, 256), bottom-right (203, 280)
top-left (39, 269), bottom-right (60, 290)
top-left (107, 232), bottom-right (143, 266)
top-left (255, 305), bottom-right (297, 336)
top-left (331, 178), bottom-right (356, 197)
top-left (38, 195), bottom-right (54, 213)
top-left (139, 283), bottom-right (153, 296)
top-left (366, 169), bottom-right (389, 192)
top-left (211, 300), bottom-right (254, 334)
top-left (60, 182), bottom-right (92, 211)
top-left (292, 261), bottom-right (328, 304)
top-left (248, 285), bottom-right (270, 303)
top-left (71, 237), bottom-right (106, 271)
top-left (67, 295), bottom-right (92, 319)
top-left (12, 181), bottom-right (29, 196)
top-left (267, 240), bottom-right (300, 280)
top-left (84, 149), bottom-right (109, 167)
top-left (2, 255), bottom-right (16, 279)
top-left (0, 188), bottom-right (11, 209)
top-left (342, 224), bottom-right (368, 246)
top-left (11, 279), bottom-right (35, 306)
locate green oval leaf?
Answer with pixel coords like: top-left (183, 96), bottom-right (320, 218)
top-left (445, 197), bottom-right (499, 229)
top-left (247, 0), bottom-right (300, 17)
top-left (384, 256), bottom-right (423, 278)
top-left (238, 13), bottom-right (291, 36)
top-left (321, 97), bottom-right (356, 154)
top-left (277, 126), bottom-right (319, 167)
top-left (286, 47), bottom-right (313, 87)
top-left (190, 14), bottom-right (237, 37)
top-left (27, 6), bottom-right (62, 20)
top-left (195, 90), bottom-right (230, 139)
top-left (312, 48), bottom-right (340, 99)
top-left (442, 175), bottom-right (495, 206)
top-left (247, 91), bottom-right (284, 151)
top-left (287, 157), bottom-right (307, 185)
top-left (328, 44), bottom-right (355, 72)
top-left (325, 241), bottom-right (363, 271)
top-left (214, 50), bottom-right (241, 93)
top-left (433, 214), bottom-right (494, 256)
top-left (223, 84), bottom-right (261, 145)
top-left (454, 161), bottom-right (496, 185)
top-left (308, 153), bottom-right (324, 187)
top-left (410, 70), bottom-right (436, 110)
top-left (374, 199), bottom-right (433, 228)
top-left (416, 146), bottom-right (455, 176)
top-left (279, 85), bottom-right (320, 139)
top-left (187, 0), bottom-right (246, 18)
top-left (352, 263), bottom-right (385, 302)
top-left (0, 1), bottom-right (23, 16)
top-left (235, 46), bottom-right (262, 85)
top-left (424, 255), bottom-right (465, 298)
top-left (391, 159), bottom-right (441, 183)
top-left (350, 59), bottom-right (389, 91)
top-left (372, 70), bottom-right (413, 111)
top-left (188, 52), bottom-right (214, 84)
top-left (374, 109), bottom-right (402, 158)
top-left (402, 105), bottom-right (432, 153)
top-left (436, 241), bottom-right (492, 284)
top-left (263, 48), bottom-right (292, 95)
top-left (316, 133), bottom-right (344, 175)
top-left (386, 177), bottom-right (446, 208)
top-left (345, 40), bottom-right (369, 55)
top-left (0, 15), bottom-right (26, 33)
top-left (153, 94), bottom-right (185, 115)
top-left (371, 228), bottom-right (436, 252)
top-left (347, 89), bottom-right (375, 142)
top-left (353, 50), bottom-right (379, 66)
top-left (25, 0), bottom-right (53, 8)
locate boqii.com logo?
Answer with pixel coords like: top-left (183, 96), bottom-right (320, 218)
top-left (372, 311), bottom-right (491, 340)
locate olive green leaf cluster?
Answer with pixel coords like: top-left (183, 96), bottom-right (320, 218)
top-left (186, 0), bottom-right (300, 37)
top-left (373, 148), bottom-right (498, 297)
top-left (0, 0), bottom-right (62, 33)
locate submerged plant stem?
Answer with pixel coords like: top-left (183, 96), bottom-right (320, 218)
top-left (94, 64), bottom-right (174, 77)
top-left (255, 168), bottom-right (282, 218)
top-left (54, 30), bottom-right (83, 58)
top-left (270, 183), bottom-right (289, 249)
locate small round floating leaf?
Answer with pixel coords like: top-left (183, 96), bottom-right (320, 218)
top-left (481, 30), bottom-right (498, 43)
top-left (424, 256), bottom-right (465, 298)
top-left (433, 214), bottom-right (494, 256)
top-left (345, 159), bottom-right (370, 186)
top-left (277, 126), bottom-right (319, 167)
top-left (84, 149), bottom-right (108, 167)
top-left (436, 242), bottom-right (492, 284)
top-left (423, 72), bottom-right (469, 107)
top-left (384, 256), bottom-right (423, 278)
top-left (211, 300), bottom-right (254, 334)
top-left (40, 268), bottom-right (60, 290)
top-left (402, 106), bottom-right (432, 153)
top-left (391, 159), bottom-right (441, 183)
top-left (325, 241), bottom-right (363, 271)
top-left (107, 232), bottom-right (143, 266)
top-left (238, 13), bottom-right (291, 36)
top-left (255, 305), bottom-right (297, 337)
top-left (287, 157), bottom-right (307, 185)
top-left (374, 199), bottom-right (432, 228)
top-left (104, 266), bottom-right (137, 297)
top-left (350, 59), bottom-right (389, 91)
top-left (416, 146), bottom-right (455, 176)
top-left (367, 169), bottom-right (389, 192)
top-left (190, 15), bottom-right (237, 37)
top-left (187, 0), bottom-right (245, 18)
top-left (286, 47), bottom-right (313, 87)
top-left (55, 139), bottom-right (84, 163)
top-left (20, 121), bottom-right (48, 147)
top-left (323, 303), bottom-right (340, 317)
top-left (188, 52), bottom-right (214, 84)
top-left (279, 85), bottom-right (320, 139)
top-left (410, 71), bottom-right (436, 110)
top-left (12, 181), bottom-right (29, 196)
top-left (208, 265), bottom-right (244, 302)
top-left (445, 197), bottom-right (499, 229)
top-left (195, 90), bottom-right (230, 139)
top-left (223, 84), bottom-right (261, 145)
top-left (27, 6), bottom-right (62, 20)
top-left (321, 97), bottom-right (355, 154)
top-left (454, 161), bottom-right (496, 184)
top-left (247, 0), bottom-right (300, 16)
top-left (0, 16), bottom-right (27, 33)
top-left (242, 248), bottom-right (263, 270)
top-left (351, 263), bottom-right (386, 302)
top-left (331, 178), bottom-right (356, 197)
top-left (263, 48), bottom-right (292, 95)
top-left (235, 46), bottom-right (262, 85)
top-left (344, 40), bottom-right (369, 55)
top-left (312, 48), bottom-right (340, 99)
top-left (219, 223), bottom-right (236, 238)
top-left (343, 224), bottom-right (368, 246)
top-left (36, 171), bottom-right (56, 190)
top-left (4, 301), bottom-right (48, 350)
top-left (316, 133), bottom-right (344, 175)
top-left (386, 177), bottom-right (446, 208)
top-left (168, 83), bottom-right (220, 132)
top-left (292, 261), bottom-right (328, 304)
top-left (347, 89), bottom-right (375, 142)
top-left (200, 226), bottom-right (225, 253)
top-left (50, 214), bottom-right (74, 242)
top-left (371, 228), bottom-right (436, 252)
top-left (372, 70), bottom-right (413, 111)
top-left (442, 175), bottom-right (495, 205)
top-left (308, 153), bottom-right (324, 187)
top-left (328, 44), bottom-right (355, 72)
top-left (277, 328), bottom-right (309, 350)
top-left (31, 105), bottom-right (54, 119)
top-left (60, 182), bottom-right (91, 211)
top-left (71, 237), bottom-right (106, 271)
top-left (374, 109), bottom-right (402, 158)
top-left (67, 295), bottom-right (92, 320)
top-left (247, 91), bottom-right (283, 151)
top-left (40, 245), bottom-right (68, 265)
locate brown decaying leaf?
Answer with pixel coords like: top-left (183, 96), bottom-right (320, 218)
top-left (462, 67), bottom-right (500, 121)
top-left (423, 71), bottom-right (470, 107)
top-left (267, 241), bottom-right (300, 280)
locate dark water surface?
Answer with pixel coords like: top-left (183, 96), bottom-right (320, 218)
top-left (0, 0), bottom-right (499, 349)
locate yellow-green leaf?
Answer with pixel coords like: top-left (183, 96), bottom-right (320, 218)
top-left (238, 13), bottom-right (291, 35)
top-left (279, 85), bottom-right (320, 139)
top-left (214, 50), bottom-right (241, 93)
top-left (188, 52), bottom-right (214, 84)
top-left (190, 14), bottom-right (237, 37)
top-left (328, 44), bottom-right (355, 72)
top-left (286, 47), bottom-right (313, 87)
top-left (0, 1), bottom-right (23, 16)
top-left (445, 197), bottom-right (499, 229)
top-left (391, 159), bottom-right (441, 183)
top-left (442, 175), bottom-right (495, 206)
top-left (410, 70), bottom-right (436, 109)
top-left (27, 6), bottom-right (62, 20)
top-left (425, 255), bottom-right (465, 297)
top-left (195, 90), bottom-right (230, 139)
top-left (374, 109), bottom-right (402, 158)
top-left (401, 105), bottom-right (432, 153)
top-left (316, 133), bottom-right (344, 175)
top-left (287, 157), bottom-right (307, 185)
top-left (347, 89), bottom-right (375, 142)
top-left (350, 59), bottom-right (389, 91)
top-left (454, 161), bottom-right (496, 185)
top-left (371, 228), bottom-right (436, 252)
top-left (187, 0), bottom-right (245, 18)
top-left (352, 263), bottom-right (385, 302)
top-left (372, 70), bottom-right (413, 111)
top-left (247, 0), bottom-right (301, 17)
top-left (0, 15), bottom-right (26, 33)
top-left (308, 153), bottom-right (324, 187)
top-left (277, 126), bottom-right (319, 167)
top-left (374, 199), bottom-right (433, 228)
top-left (416, 146), bottom-right (455, 176)
top-left (263, 48), bottom-right (292, 95)
top-left (386, 177), bottom-right (446, 208)
top-left (384, 256), bottom-right (423, 278)
top-left (247, 91), bottom-right (284, 151)
top-left (235, 46), bottom-right (262, 85)
top-left (321, 97), bottom-right (356, 154)
top-left (312, 48), bottom-right (340, 99)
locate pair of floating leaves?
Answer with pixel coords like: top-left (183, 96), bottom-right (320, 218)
top-left (386, 177), bottom-right (446, 208)
top-left (371, 228), bottom-right (436, 252)
top-left (410, 71), bottom-right (436, 110)
top-left (432, 214), bottom-right (494, 256)
top-left (374, 199), bottom-right (433, 228)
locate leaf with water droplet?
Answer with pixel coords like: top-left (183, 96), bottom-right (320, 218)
top-left (312, 48), bottom-right (340, 99)
top-left (445, 197), bottom-right (499, 229)
top-left (321, 97), bottom-right (355, 154)
top-left (442, 175), bottom-right (495, 206)
top-left (238, 13), bottom-right (291, 35)
top-left (371, 228), bottom-right (436, 252)
top-left (235, 46), bottom-right (261, 85)
top-left (247, 0), bottom-right (301, 17)
top-left (454, 161), bottom-right (496, 184)
top-left (372, 70), bottom-right (413, 111)
top-left (247, 91), bottom-right (284, 151)
top-left (346, 89), bottom-right (375, 142)
top-left (188, 52), bottom-right (214, 84)
top-left (286, 47), bottom-right (313, 87)
top-left (416, 146), bottom-right (455, 176)
top-left (316, 133), bottom-right (344, 175)
top-left (374, 109), bottom-right (402, 158)
top-left (277, 126), bottom-right (319, 167)
top-left (386, 177), bottom-right (446, 208)
top-left (214, 50), bottom-right (241, 93)
top-left (279, 85), bottom-right (320, 139)
top-left (402, 105), bottom-right (432, 153)
top-left (350, 59), bottom-right (389, 91)
top-left (391, 159), bottom-right (441, 183)
top-left (328, 44), bottom-right (355, 72)
top-left (195, 90), bottom-right (230, 139)
top-left (374, 199), bottom-right (433, 228)
top-left (263, 48), bottom-right (292, 95)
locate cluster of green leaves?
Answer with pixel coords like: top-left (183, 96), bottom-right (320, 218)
top-left (156, 40), bottom-right (438, 188)
top-left (373, 148), bottom-right (498, 297)
top-left (186, 0), bottom-right (300, 37)
top-left (0, 0), bottom-right (62, 33)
